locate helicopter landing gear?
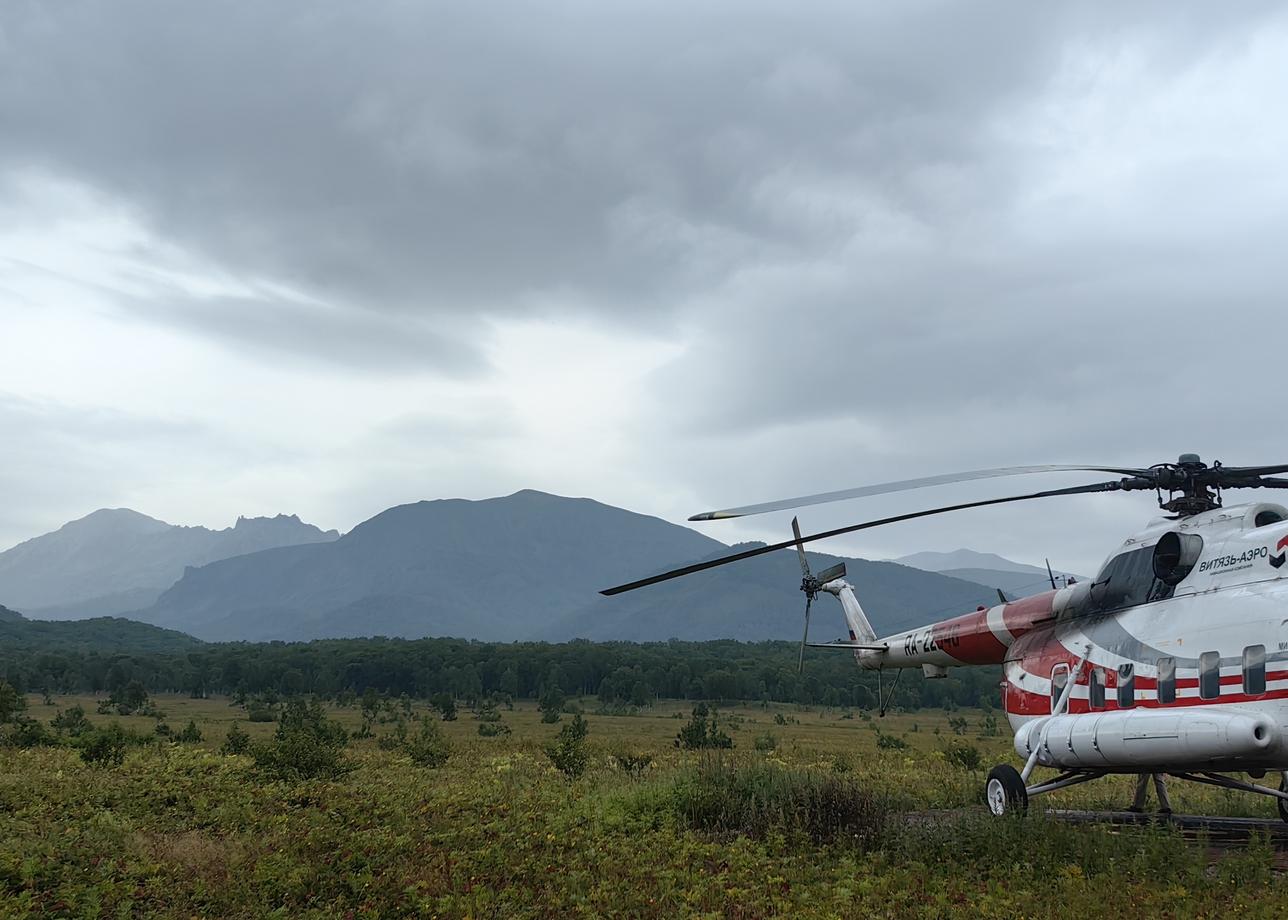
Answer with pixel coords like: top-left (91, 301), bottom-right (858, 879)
top-left (1278, 772), bottom-right (1288, 824)
top-left (985, 764), bottom-right (1027, 816)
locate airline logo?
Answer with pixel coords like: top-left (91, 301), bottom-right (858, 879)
top-left (1271, 536), bottom-right (1288, 570)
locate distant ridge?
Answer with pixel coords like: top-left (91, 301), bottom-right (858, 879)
top-left (138, 490), bottom-right (1006, 643)
top-left (0, 509), bottom-right (340, 618)
top-left (893, 548), bottom-right (1086, 600)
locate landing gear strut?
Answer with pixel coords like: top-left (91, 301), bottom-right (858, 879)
top-left (982, 766), bottom-right (1288, 821)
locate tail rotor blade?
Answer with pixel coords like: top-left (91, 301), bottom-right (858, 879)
top-left (814, 562), bottom-right (846, 585)
top-left (798, 595), bottom-right (812, 673)
top-left (1045, 558), bottom-right (1057, 590)
top-left (791, 516), bottom-right (811, 579)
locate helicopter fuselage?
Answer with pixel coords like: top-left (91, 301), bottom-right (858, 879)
top-left (856, 501), bottom-right (1288, 772)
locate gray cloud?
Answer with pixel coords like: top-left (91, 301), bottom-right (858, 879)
top-left (3, 2), bottom-right (1288, 574)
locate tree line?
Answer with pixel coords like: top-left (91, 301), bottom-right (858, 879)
top-left (0, 633), bottom-right (1001, 711)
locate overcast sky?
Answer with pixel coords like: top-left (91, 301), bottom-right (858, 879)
top-left (3, 2), bottom-right (1288, 575)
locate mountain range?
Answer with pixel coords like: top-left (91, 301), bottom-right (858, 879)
top-left (0, 509), bottom-right (339, 619)
top-left (1, 492), bottom-right (1035, 644)
top-left (130, 490), bottom-right (1006, 643)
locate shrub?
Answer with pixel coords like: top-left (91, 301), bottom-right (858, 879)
top-left (546, 713), bottom-right (589, 778)
top-left (79, 723), bottom-right (131, 766)
top-left (753, 731), bottom-right (777, 752)
top-left (675, 704), bottom-right (733, 750)
top-left (941, 740), bottom-right (983, 771)
top-left (51, 705), bottom-right (91, 738)
top-left (477, 722), bottom-right (511, 738)
top-left (405, 716), bottom-right (451, 768)
top-left (475, 701), bottom-right (502, 722)
top-left (612, 751), bottom-right (652, 776)
top-left (0, 680), bottom-right (25, 723)
top-left (221, 722), bottom-right (250, 755)
top-left (251, 699), bottom-right (349, 781)
top-left (4, 715), bottom-right (54, 748)
top-left (430, 693), bottom-right (458, 721)
top-left (247, 705), bottom-right (276, 723)
top-left (539, 686), bottom-right (565, 724)
top-left (875, 731), bottom-right (907, 751)
top-left (668, 761), bottom-right (890, 847)
top-left (154, 721), bottom-right (173, 739)
top-left (979, 712), bottom-right (1000, 737)
top-left (176, 720), bottom-right (203, 744)
top-left (948, 716), bottom-right (969, 736)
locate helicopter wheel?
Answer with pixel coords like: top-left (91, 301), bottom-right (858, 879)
top-left (985, 765), bottom-right (1028, 817)
top-left (1278, 773), bottom-right (1288, 824)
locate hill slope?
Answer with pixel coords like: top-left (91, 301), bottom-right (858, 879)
top-left (0, 509), bottom-right (340, 618)
top-left (0, 604), bottom-right (199, 654)
top-left (140, 490), bottom-right (1004, 643)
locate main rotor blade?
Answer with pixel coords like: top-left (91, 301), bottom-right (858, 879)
top-left (1221, 466), bottom-right (1288, 479)
top-left (791, 516), bottom-right (810, 578)
top-left (688, 464), bottom-right (1147, 521)
top-left (601, 480), bottom-right (1124, 596)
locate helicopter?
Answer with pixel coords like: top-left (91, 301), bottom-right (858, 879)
top-left (602, 454), bottom-right (1288, 818)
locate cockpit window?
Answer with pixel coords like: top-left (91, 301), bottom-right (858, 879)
top-left (1091, 545), bottom-right (1175, 612)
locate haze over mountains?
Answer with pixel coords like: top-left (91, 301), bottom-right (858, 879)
top-left (131, 490), bottom-right (1005, 643)
top-left (892, 548), bottom-right (1087, 600)
top-left (0, 509), bottom-right (339, 618)
top-left (1, 492), bottom-right (1032, 645)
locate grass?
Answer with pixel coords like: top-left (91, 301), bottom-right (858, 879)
top-left (4, 694), bottom-right (1288, 917)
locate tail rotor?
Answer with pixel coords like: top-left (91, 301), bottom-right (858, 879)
top-left (792, 516), bottom-right (846, 672)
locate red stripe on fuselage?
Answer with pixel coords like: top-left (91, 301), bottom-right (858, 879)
top-left (931, 608), bottom-right (1008, 664)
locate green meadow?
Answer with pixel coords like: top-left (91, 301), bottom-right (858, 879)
top-left (3, 694), bottom-right (1286, 918)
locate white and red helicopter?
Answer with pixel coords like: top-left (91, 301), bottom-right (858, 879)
top-left (603, 455), bottom-right (1288, 818)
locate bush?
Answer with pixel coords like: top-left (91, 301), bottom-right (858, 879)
top-left (753, 731), bottom-right (777, 752)
top-left (221, 722), bottom-right (250, 755)
top-left (546, 713), bottom-right (589, 778)
top-left (477, 722), bottom-right (511, 738)
top-left (0, 680), bottom-right (26, 723)
top-left (251, 699), bottom-right (349, 781)
top-left (667, 762), bottom-right (890, 847)
top-left (247, 705), bottom-right (276, 723)
top-left (612, 751), bottom-right (652, 776)
top-left (404, 716), bottom-right (451, 768)
top-left (79, 723), bottom-right (132, 766)
top-left (50, 705), bottom-right (91, 738)
top-left (176, 720), bottom-right (203, 744)
top-left (430, 693), bottom-right (458, 721)
top-left (941, 740), bottom-right (983, 771)
top-left (875, 731), bottom-right (907, 751)
top-left (539, 686), bottom-right (565, 723)
top-left (675, 703), bottom-right (733, 750)
top-left (4, 715), bottom-right (54, 748)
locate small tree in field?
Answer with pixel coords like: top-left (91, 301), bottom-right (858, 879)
top-left (405, 715), bottom-right (451, 768)
top-left (430, 693), bottom-right (458, 721)
top-left (546, 713), bottom-right (589, 778)
top-left (539, 686), bottom-right (565, 724)
top-left (221, 722), bottom-right (250, 755)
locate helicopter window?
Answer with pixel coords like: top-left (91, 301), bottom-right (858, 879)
top-left (1157, 657), bottom-right (1176, 704)
top-left (1050, 664), bottom-right (1069, 714)
top-left (1199, 651), bottom-right (1221, 700)
top-left (1255, 510), bottom-right (1284, 528)
top-left (1243, 645), bottom-right (1266, 696)
top-left (1088, 668), bottom-right (1105, 709)
top-left (1091, 546), bottom-right (1175, 611)
top-left (1117, 663), bottom-right (1135, 708)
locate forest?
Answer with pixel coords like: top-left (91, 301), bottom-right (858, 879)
top-left (0, 625), bottom-right (1002, 712)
